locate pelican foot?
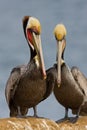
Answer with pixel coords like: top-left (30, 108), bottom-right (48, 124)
top-left (33, 115), bottom-right (46, 119)
top-left (56, 117), bottom-right (69, 123)
top-left (33, 114), bottom-right (39, 118)
top-left (17, 115), bottom-right (26, 118)
top-left (69, 116), bottom-right (78, 123)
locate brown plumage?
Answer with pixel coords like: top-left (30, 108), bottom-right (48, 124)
top-left (52, 24), bottom-right (87, 123)
top-left (5, 16), bottom-right (54, 117)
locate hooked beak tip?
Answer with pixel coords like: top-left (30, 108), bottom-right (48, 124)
top-left (58, 84), bottom-right (61, 87)
top-left (57, 80), bottom-right (61, 87)
top-left (42, 74), bottom-right (47, 80)
top-left (44, 75), bottom-right (47, 79)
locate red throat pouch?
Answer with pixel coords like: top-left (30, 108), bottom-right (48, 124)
top-left (27, 29), bottom-right (33, 44)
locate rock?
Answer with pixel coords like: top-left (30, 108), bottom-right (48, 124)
top-left (58, 116), bottom-right (87, 130)
top-left (0, 116), bottom-right (87, 130)
top-left (0, 117), bottom-right (59, 130)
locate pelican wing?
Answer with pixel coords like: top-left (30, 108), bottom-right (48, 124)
top-left (71, 66), bottom-right (87, 115)
top-left (5, 65), bottom-right (27, 106)
top-left (42, 67), bottom-right (56, 100)
top-left (71, 66), bottom-right (87, 96)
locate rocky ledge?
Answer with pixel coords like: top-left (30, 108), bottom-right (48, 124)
top-left (0, 116), bottom-right (87, 130)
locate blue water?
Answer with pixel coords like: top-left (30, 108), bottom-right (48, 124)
top-left (0, 0), bottom-right (87, 121)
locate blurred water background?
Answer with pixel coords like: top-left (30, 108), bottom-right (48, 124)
top-left (0, 0), bottom-right (87, 121)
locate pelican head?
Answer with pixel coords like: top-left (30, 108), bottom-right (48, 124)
top-left (54, 24), bottom-right (67, 86)
top-left (23, 16), bottom-right (46, 79)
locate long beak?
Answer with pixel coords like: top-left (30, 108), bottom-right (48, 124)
top-left (32, 32), bottom-right (46, 79)
top-left (57, 40), bottom-right (63, 87)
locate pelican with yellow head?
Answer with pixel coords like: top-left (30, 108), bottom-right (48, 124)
top-left (53, 24), bottom-right (87, 123)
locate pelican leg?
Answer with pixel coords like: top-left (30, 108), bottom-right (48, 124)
top-left (33, 106), bottom-right (38, 117)
top-left (64, 107), bottom-right (69, 118)
top-left (16, 107), bottom-right (26, 118)
top-left (10, 106), bottom-right (24, 118)
top-left (69, 102), bottom-right (83, 123)
top-left (17, 106), bottom-right (22, 117)
top-left (56, 108), bottom-right (69, 123)
top-left (69, 112), bottom-right (79, 123)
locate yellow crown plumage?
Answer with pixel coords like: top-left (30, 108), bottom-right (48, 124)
top-left (27, 17), bottom-right (41, 34)
top-left (54, 24), bottom-right (67, 40)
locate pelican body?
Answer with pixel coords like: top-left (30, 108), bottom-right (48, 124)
top-left (5, 16), bottom-right (53, 117)
top-left (52, 24), bottom-right (87, 122)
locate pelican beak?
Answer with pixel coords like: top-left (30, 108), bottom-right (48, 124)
top-left (32, 32), bottom-right (46, 79)
top-left (57, 40), bottom-right (63, 87)
top-left (54, 24), bottom-right (66, 87)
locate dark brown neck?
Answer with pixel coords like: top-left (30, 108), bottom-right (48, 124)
top-left (29, 45), bottom-right (37, 61)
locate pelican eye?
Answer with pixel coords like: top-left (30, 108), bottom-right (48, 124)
top-left (29, 28), bottom-right (39, 35)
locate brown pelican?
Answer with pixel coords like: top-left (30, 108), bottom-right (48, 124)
top-left (5, 16), bottom-right (54, 117)
top-left (53, 24), bottom-right (87, 123)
